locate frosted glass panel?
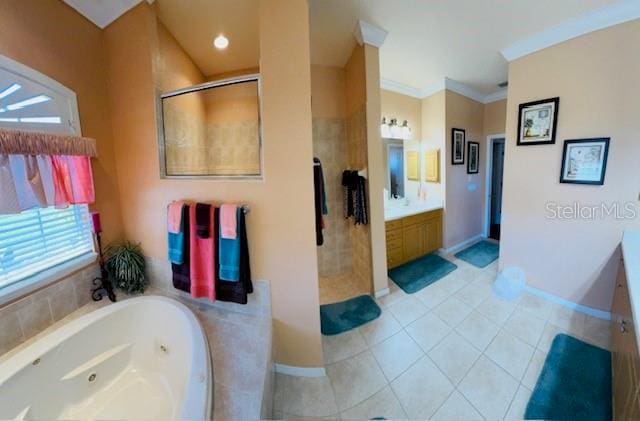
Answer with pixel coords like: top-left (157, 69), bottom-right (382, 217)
top-left (159, 77), bottom-right (261, 178)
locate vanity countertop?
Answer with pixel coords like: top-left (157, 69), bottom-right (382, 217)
top-left (621, 230), bottom-right (640, 350)
top-left (384, 199), bottom-right (444, 222)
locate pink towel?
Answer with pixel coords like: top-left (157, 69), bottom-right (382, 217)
top-left (167, 201), bottom-right (184, 233)
top-left (51, 155), bottom-right (73, 208)
top-left (68, 156), bottom-right (95, 204)
top-left (220, 204), bottom-right (238, 239)
top-left (189, 204), bottom-right (215, 301)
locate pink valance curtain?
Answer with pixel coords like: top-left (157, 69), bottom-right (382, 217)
top-left (0, 128), bottom-right (97, 215)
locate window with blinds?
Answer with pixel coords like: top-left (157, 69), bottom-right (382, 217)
top-left (0, 205), bottom-right (94, 289)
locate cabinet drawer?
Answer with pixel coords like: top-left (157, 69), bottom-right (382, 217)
top-left (402, 212), bottom-right (429, 227)
top-left (387, 247), bottom-right (403, 268)
top-left (386, 219), bottom-right (403, 231)
top-left (386, 229), bottom-right (402, 242)
top-left (386, 237), bottom-right (403, 250)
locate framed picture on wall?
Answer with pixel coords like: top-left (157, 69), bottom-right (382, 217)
top-left (406, 151), bottom-right (419, 181)
top-left (560, 138), bottom-right (610, 185)
top-left (451, 128), bottom-right (465, 164)
top-left (517, 97), bottom-right (559, 145)
top-left (467, 142), bottom-right (479, 174)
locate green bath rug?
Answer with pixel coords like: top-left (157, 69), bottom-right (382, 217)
top-left (525, 334), bottom-right (612, 420)
top-left (388, 253), bottom-right (457, 294)
top-left (320, 295), bottom-right (381, 335)
top-left (454, 240), bottom-right (499, 268)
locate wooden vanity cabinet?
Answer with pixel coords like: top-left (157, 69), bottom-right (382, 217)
top-left (611, 256), bottom-right (640, 419)
top-left (385, 209), bottom-right (443, 269)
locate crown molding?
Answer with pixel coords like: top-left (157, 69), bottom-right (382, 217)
top-left (483, 88), bottom-right (508, 104)
top-left (353, 20), bottom-right (388, 48)
top-left (380, 79), bottom-right (423, 99)
top-left (381, 77), bottom-right (507, 104)
top-left (443, 78), bottom-right (486, 103)
top-left (501, 0), bottom-right (640, 62)
top-left (419, 79), bottom-right (446, 99)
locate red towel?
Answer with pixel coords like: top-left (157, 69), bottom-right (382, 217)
top-left (189, 203), bottom-right (215, 301)
top-left (68, 156), bottom-right (95, 204)
top-left (51, 156), bottom-right (73, 207)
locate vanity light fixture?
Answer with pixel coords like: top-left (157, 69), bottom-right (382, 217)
top-left (213, 34), bottom-right (229, 50)
top-left (380, 117), bottom-right (391, 138)
top-left (380, 117), bottom-right (412, 140)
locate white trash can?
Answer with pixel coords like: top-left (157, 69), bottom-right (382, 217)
top-left (492, 267), bottom-right (526, 301)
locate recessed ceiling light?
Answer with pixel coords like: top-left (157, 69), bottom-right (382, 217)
top-left (213, 35), bottom-right (229, 50)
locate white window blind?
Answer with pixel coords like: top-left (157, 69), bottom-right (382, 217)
top-left (0, 205), bottom-right (94, 289)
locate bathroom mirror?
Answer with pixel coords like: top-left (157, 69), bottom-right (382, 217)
top-left (157, 75), bottom-right (262, 178)
top-left (383, 139), bottom-right (405, 198)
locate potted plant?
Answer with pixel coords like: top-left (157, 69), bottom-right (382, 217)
top-left (104, 241), bottom-right (147, 294)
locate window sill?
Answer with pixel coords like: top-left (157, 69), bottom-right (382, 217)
top-left (0, 252), bottom-right (98, 307)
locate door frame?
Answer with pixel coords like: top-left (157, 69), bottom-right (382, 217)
top-left (483, 134), bottom-right (506, 237)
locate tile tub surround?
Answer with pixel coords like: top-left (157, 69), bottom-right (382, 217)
top-left (0, 262), bottom-right (100, 356)
top-left (274, 256), bottom-right (612, 420)
top-left (1, 262), bottom-right (274, 421)
top-left (144, 256), bottom-right (274, 419)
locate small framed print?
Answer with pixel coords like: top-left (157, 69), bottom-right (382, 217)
top-left (467, 142), bottom-right (479, 174)
top-left (560, 138), bottom-right (610, 185)
top-left (451, 128), bottom-right (465, 164)
top-left (517, 97), bottom-right (559, 145)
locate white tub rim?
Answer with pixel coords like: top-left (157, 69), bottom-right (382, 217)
top-left (0, 295), bottom-right (212, 420)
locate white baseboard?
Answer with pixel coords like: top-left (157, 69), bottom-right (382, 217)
top-left (274, 363), bottom-right (326, 378)
top-left (374, 287), bottom-right (390, 298)
top-left (439, 234), bottom-right (485, 255)
top-left (524, 286), bottom-right (611, 321)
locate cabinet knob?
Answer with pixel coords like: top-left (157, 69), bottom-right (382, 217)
top-left (618, 283), bottom-right (623, 288)
top-left (621, 325), bottom-right (627, 333)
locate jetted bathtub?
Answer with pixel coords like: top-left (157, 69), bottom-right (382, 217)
top-left (0, 296), bottom-right (211, 420)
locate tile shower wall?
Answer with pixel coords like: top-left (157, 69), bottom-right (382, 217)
top-left (347, 105), bottom-right (373, 294)
top-left (164, 105), bottom-right (260, 176)
top-left (313, 117), bottom-right (353, 277)
top-left (0, 263), bottom-right (100, 355)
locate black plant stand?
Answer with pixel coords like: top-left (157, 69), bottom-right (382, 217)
top-left (91, 230), bottom-right (116, 302)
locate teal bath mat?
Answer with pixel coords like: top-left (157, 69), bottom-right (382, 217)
top-left (455, 240), bottom-right (499, 268)
top-left (320, 295), bottom-right (381, 335)
top-left (525, 334), bottom-right (612, 420)
top-left (388, 253), bottom-right (457, 294)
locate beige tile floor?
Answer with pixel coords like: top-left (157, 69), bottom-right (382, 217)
top-left (273, 255), bottom-right (611, 420)
top-left (319, 273), bottom-right (370, 305)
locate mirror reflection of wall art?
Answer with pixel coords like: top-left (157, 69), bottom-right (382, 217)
top-left (424, 149), bottom-right (440, 183)
top-left (560, 138), bottom-right (609, 185)
top-left (517, 97), bottom-right (559, 146)
top-left (451, 128), bottom-right (465, 165)
top-left (406, 151), bottom-right (419, 181)
top-left (157, 74), bottom-right (262, 179)
top-left (467, 142), bottom-right (479, 174)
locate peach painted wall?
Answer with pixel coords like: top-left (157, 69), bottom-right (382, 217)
top-left (311, 65), bottom-right (346, 119)
top-left (444, 91), bottom-right (485, 248)
top-left (484, 99), bottom-right (507, 137)
top-left (103, 2), bottom-right (323, 367)
top-left (0, 0), bottom-right (124, 243)
top-left (421, 91), bottom-right (447, 203)
top-left (500, 20), bottom-right (640, 311)
top-left (363, 44), bottom-right (389, 295)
